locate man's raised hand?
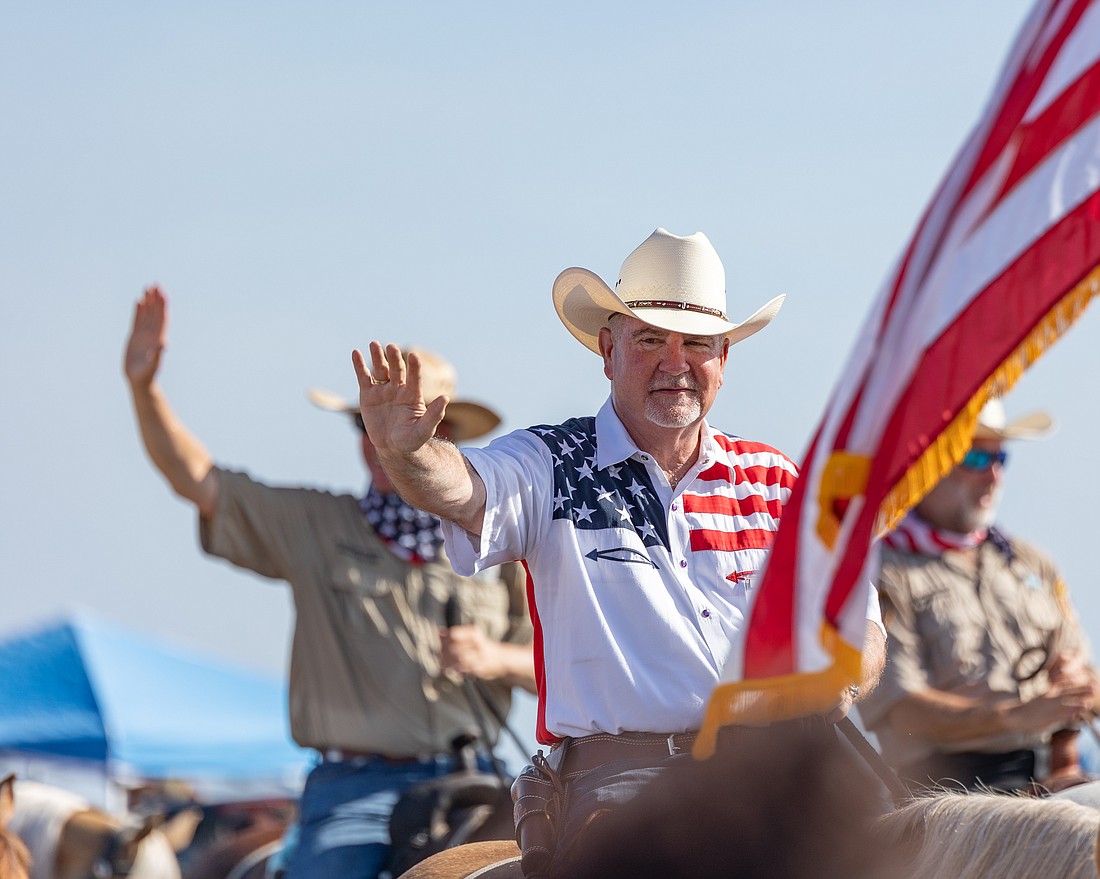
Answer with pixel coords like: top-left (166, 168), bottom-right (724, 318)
top-left (124, 285), bottom-right (168, 388)
top-left (352, 342), bottom-right (449, 453)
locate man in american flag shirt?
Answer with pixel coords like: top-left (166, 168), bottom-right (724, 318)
top-left (353, 228), bottom-right (886, 871)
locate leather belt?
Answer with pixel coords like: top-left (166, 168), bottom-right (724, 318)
top-left (322, 748), bottom-right (426, 765)
top-left (556, 732), bottom-right (698, 778)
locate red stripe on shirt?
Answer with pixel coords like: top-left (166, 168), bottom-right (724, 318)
top-left (690, 527), bottom-right (778, 553)
top-left (683, 493), bottom-right (783, 519)
top-left (697, 461), bottom-right (796, 491)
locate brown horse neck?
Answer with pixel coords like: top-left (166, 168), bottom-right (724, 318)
top-left (55, 809), bottom-right (131, 879)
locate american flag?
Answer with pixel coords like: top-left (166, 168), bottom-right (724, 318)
top-left (696, 0), bottom-right (1100, 757)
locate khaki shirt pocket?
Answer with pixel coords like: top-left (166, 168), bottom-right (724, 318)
top-left (913, 587), bottom-right (984, 683)
top-left (329, 542), bottom-right (396, 600)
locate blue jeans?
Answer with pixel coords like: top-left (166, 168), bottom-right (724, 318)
top-left (283, 754), bottom-right (488, 879)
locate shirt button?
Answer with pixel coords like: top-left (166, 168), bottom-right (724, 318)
top-left (679, 560), bottom-right (687, 568)
top-left (671, 503), bottom-right (678, 511)
top-left (701, 609), bottom-right (711, 619)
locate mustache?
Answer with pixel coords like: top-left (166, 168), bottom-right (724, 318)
top-left (650, 378), bottom-right (699, 392)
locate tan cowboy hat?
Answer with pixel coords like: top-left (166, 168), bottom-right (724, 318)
top-left (308, 347), bottom-right (501, 442)
top-left (974, 398), bottom-right (1054, 441)
top-left (552, 227), bottom-right (786, 354)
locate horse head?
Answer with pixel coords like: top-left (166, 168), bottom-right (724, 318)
top-left (56, 809), bottom-right (163, 879)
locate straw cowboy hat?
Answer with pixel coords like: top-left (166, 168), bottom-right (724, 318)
top-left (552, 227), bottom-right (786, 354)
top-left (974, 398), bottom-right (1054, 441)
top-left (308, 347), bottom-right (501, 442)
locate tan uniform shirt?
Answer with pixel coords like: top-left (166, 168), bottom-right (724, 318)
top-left (200, 468), bottom-right (532, 757)
top-left (860, 534), bottom-right (1088, 769)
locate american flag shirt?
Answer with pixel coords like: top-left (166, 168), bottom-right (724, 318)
top-left (442, 398), bottom-right (873, 743)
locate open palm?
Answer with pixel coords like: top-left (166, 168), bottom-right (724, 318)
top-left (352, 342), bottom-right (448, 453)
top-left (124, 286), bottom-right (168, 387)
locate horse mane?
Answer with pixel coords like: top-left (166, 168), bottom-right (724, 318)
top-left (0, 833), bottom-right (30, 879)
top-left (0, 775), bottom-right (30, 879)
top-left (876, 791), bottom-right (1100, 879)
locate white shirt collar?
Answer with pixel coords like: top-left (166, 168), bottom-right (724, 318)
top-left (594, 395), bottom-right (716, 472)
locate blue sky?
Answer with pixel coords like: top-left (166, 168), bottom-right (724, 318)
top-left (4, 1), bottom-right (1098, 770)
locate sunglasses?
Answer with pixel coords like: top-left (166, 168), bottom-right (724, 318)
top-left (959, 448), bottom-right (1008, 472)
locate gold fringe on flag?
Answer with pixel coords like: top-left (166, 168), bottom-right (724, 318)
top-left (694, 622), bottom-right (862, 759)
top-left (876, 266), bottom-right (1099, 537)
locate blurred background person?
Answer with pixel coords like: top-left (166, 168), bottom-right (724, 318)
top-left (860, 397), bottom-right (1099, 795)
top-left (123, 286), bottom-right (534, 879)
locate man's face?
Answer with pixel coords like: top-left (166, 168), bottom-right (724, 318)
top-left (915, 438), bottom-right (1006, 533)
top-left (598, 314), bottom-right (729, 431)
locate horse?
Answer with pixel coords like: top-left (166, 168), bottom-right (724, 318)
top-left (399, 723), bottom-right (896, 879)
top-left (8, 780), bottom-right (181, 879)
top-left (0, 775), bottom-right (31, 879)
top-left (181, 823), bottom-right (283, 879)
top-left (180, 800), bottom-right (292, 879)
top-left (396, 723), bottom-right (1100, 879)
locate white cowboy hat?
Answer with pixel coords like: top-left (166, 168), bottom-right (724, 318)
top-left (308, 347), bottom-right (501, 442)
top-left (974, 398), bottom-right (1054, 441)
top-left (552, 227), bottom-right (786, 354)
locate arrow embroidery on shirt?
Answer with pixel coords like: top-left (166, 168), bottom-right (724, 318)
top-left (585, 547), bottom-right (658, 567)
top-left (726, 569), bottom-right (756, 585)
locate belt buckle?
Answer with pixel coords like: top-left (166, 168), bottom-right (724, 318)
top-left (667, 734), bottom-right (681, 756)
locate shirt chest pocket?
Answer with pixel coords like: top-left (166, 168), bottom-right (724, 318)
top-left (329, 544), bottom-right (398, 600)
top-left (913, 586), bottom-right (985, 679)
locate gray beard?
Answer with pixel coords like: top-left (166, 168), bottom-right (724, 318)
top-left (645, 395), bottom-right (702, 428)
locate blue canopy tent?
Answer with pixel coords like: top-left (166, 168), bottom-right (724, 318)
top-left (0, 613), bottom-right (308, 803)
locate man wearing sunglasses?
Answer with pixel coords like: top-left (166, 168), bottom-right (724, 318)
top-left (860, 398), bottom-right (1100, 795)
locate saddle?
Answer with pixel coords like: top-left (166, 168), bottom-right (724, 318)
top-left (463, 856), bottom-right (522, 878)
top-left (385, 737), bottom-right (515, 878)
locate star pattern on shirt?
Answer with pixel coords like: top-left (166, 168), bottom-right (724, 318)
top-left (528, 417), bottom-right (669, 550)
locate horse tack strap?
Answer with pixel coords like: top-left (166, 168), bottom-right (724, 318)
top-left (322, 748), bottom-right (427, 765)
top-left (556, 732), bottom-right (697, 778)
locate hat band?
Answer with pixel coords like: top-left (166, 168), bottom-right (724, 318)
top-left (623, 299), bottom-right (727, 320)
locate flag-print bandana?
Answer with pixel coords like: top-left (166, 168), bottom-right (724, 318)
top-left (359, 485), bottom-right (444, 564)
top-left (884, 511), bottom-right (986, 556)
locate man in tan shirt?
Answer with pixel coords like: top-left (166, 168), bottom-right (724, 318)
top-left (123, 286), bottom-right (535, 879)
top-left (860, 398), bottom-right (1099, 794)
